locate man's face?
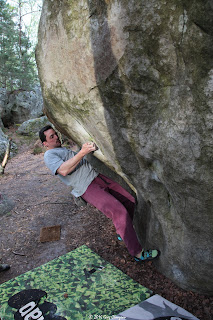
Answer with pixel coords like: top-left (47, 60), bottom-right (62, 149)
top-left (43, 128), bottom-right (61, 149)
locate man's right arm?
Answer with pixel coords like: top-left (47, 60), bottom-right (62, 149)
top-left (56, 142), bottom-right (96, 176)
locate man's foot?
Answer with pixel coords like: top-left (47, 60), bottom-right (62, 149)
top-left (117, 234), bottom-right (122, 241)
top-left (0, 264), bottom-right (10, 272)
top-left (134, 249), bottom-right (160, 262)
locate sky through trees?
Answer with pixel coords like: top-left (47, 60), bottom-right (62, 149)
top-left (0, 0), bottom-right (42, 90)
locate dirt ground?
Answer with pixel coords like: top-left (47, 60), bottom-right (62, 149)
top-left (0, 129), bottom-right (212, 319)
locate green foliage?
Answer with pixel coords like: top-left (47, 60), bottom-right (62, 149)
top-left (0, 0), bottom-right (39, 90)
top-left (32, 145), bottom-right (43, 154)
top-left (0, 245), bottom-right (152, 319)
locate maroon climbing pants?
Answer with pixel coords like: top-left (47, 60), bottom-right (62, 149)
top-left (81, 173), bottom-right (142, 256)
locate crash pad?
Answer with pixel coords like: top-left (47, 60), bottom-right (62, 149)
top-left (0, 245), bottom-right (152, 320)
top-left (111, 294), bottom-right (200, 320)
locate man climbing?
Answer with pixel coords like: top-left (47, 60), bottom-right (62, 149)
top-left (39, 125), bottom-right (160, 262)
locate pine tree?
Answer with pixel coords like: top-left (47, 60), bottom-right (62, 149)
top-left (0, 0), bottom-right (17, 89)
top-left (0, 0), bottom-right (39, 91)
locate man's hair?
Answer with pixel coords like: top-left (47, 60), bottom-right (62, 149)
top-left (39, 125), bottom-right (53, 143)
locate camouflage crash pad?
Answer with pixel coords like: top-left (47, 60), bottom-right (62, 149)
top-left (0, 245), bottom-right (152, 320)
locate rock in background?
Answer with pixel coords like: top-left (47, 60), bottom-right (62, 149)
top-left (0, 86), bottom-right (45, 160)
top-left (0, 128), bottom-right (17, 162)
top-left (36, 0), bottom-right (213, 294)
top-left (17, 116), bottom-right (51, 136)
top-left (0, 89), bottom-right (8, 128)
top-left (0, 86), bottom-right (43, 127)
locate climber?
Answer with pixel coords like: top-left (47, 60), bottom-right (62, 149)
top-left (0, 264), bottom-right (10, 272)
top-left (39, 125), bottom-right (160, 262)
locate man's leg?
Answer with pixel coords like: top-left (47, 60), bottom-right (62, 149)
top-left (98, 174), bottom-right (135, 220)
top-left (81, 176), bottom-right (142, 256)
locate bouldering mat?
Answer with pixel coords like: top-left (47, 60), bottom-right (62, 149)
top-left (0, 245), bottom-right (152, 320)
top-left (111, 294), bottom-right (199, 320)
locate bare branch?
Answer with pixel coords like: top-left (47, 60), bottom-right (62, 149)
top-left (21, 10), bottom-right (41, 18)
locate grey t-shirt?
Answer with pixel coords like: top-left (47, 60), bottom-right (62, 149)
top-left (44, 147), bottom-right (98, 197)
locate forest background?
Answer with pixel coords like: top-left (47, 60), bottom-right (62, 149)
top-left (0, 0), bottom-right (42, 91)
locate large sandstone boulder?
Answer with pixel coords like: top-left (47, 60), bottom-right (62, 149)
top-left (36, 0), bottom-right (213, 294)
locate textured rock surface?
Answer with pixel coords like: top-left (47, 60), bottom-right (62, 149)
top-left (0, 128), bottom-right (10, 162)
top-left (0, 89), bottom-right (8, 128)
top-left (0, 87), bottom-right (43, 127)
top-left (36, 0), bottom-right (213, 294)
top-left (0, 128), bottom-right (17, 162)
top-left (17, 116), bottom-right (51, 136)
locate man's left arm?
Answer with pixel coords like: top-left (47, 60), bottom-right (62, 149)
top-left (57, 142), bottom-right (96, 176)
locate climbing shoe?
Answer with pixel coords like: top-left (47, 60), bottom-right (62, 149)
top-left (0, 264), bottom-right (10, 272)
top-left (134, 249), bottom-right (160, 262)
top-left (117, 234), bottom-right (122, 241)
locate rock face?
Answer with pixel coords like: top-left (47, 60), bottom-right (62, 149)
top-left (0, 89), bottom-right (8, 128)
top-left (0, 87), bottom-right (43, 127)
top-left (0, 128), bottom-right (10, 162)
top-left (0, 128), bottom-right (17, 162)
top-left (36, 0), bottom-right (213, 294)
top-left (17, 116), bottom-right (51, 136)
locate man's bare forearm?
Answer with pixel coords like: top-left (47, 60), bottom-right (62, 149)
top-left (57, 142), bottom-right (96, 176)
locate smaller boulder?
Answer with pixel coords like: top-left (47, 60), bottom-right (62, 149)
top-left (0, 128), bottom-right (17, 162)
top-left (0, 88), bottom-right (8, 128)
top-left (17, 116), bottom-right (51, 136)
top-left (1, 87), bottom-right (44, 127)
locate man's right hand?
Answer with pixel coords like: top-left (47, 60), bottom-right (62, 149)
top-left (57, 142), bottom-right (97, 176)
top-left (81, 142), bottom-right (97, 155)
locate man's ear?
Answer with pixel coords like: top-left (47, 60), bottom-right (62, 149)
top-left (43, 141), bottom-right (48, 147)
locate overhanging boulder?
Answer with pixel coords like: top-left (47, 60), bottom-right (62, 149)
top-left (36, 0), bottom-right (213, 294)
